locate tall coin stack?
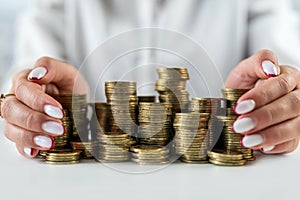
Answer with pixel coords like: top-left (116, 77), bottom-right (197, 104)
top-left (156, 68), bottom-right (190, 113)
top-left (173, 113), bottom-right (210, 164)
top-left (138, 102), bottom-right (173, 146)
top-left (93, 103), bottom-right (109, 133)
top-left (95, 132), bottom-right (136, 162)
top-left (105, 82), bottom-right (138, 135)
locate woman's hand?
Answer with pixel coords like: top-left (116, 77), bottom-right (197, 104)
top-left (226, 50), bottom-right (300, 154)
top-left (1, 57), bottom-right (88, 158)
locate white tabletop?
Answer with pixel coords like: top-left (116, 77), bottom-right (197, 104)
top-left (0, 120), bottom-right (299, 200)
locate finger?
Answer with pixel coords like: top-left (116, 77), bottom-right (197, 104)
top-left (235, 66), bottom-right (300, 114)
top-left (260, 117), bottom-right (300, 146)
top-left (233, 90), bottom-right (300, 134)
top-left (261, 139), bottom-right (299, 154)
top-left (12, 70), bottom-right (64, 119)
top-left (1, 96), bottom-right (65, 136)
top-left (225, 50), bottom-right (280, 89)
top-left (240, 117), bottom-right (300, 149)
top-left (27, 57), bottom-right (88, 94)
top-left (4, 122), bottom-right (54, 150)
top-left (16, 144), bottom-right (39, 158)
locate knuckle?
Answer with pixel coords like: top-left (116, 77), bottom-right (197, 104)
top-left (1, 98), bottom-right (13, 119)
top-left (288, 93), bottom-right (300, 115)
top-left (14, 81), bottom-right (26, 98)
top-left (25, 112), bottom-right (45, 132)
top-left (31, 92), bottom-right (43, 109)
top-left (264, 106), bottom-right (275, 125)
top-left (257, 88), bottom-right (270, 104)
top-left (286, 140), bottom-right (298, 153)
top-left (276, 76), bottom-right (290, 93)
top-left (3, 122), bottom-right (13, 141)
top-left (258, 49), bottom-right (276, 58)
top-left (36, 56), bottom-right (53, 66)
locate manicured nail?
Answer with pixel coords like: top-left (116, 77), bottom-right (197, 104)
top-left (234, 100), bottom-right (256, 115)
top-left (42, 121), bottom-right (65, 135)
top-left (262, 61), bottom-right (279, 77)
top-left (28, 66), bottom-right (47, 80)
top-left (242, 134), bottom-right (264, 148)
top-left (34, 136), bottom-right (53, 148)
top-left (44, 105), bottom-right (64, 119)
top-left (262, 145), bottom-right (275, 152)
top-left (24, 147), bottom-right (32, 157)
top-left (232, 117), bottom-right (256, 133)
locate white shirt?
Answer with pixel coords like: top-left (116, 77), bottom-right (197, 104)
top-left (11, 0), bottom-right (300, 99)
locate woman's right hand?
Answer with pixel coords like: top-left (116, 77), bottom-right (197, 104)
top-left (1, 57), bottom-right (89, 158)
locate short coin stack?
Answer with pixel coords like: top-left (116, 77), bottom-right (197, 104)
top-left (95, 132), bottom-right (136, 162)
top-left (156, 68), bottom-right (190, 113)
top-left (105, 82), bottom-right (138, 135)
top-left (45, 150), bottom-right (82, 165)
top-left (54, 94), bottom-right (88, 141)
top-left (138, 102), bottom-right (173, 146)
top-left (71, 141), bottom-right (94, 159)
top-left (174, 113), bottom-right (210, 164)
top-left (208, 150), bottom-right (247, 166)
top-left (39, 94), bottom-right (88, 164)
top-left (130, 145), bottom-right (169, 165)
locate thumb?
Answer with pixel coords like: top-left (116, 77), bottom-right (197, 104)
top-left (225, 50), bottom-right (280, 89)
top-left (27, 57), bottom-right (88, 94)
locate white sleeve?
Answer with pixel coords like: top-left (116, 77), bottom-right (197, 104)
top-left (13, 0), bottom-right (66, 71)
top-left (248, 0), bottom-right (300, 68)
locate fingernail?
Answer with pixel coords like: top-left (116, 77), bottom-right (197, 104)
top-left (42, 121), bottom-right (65, 135)
top-left (234, 100), bottom-right (256, 115)
top-left (242, 134), bottom-right (264, 148)
top-left (232, 117), bottom-right (256, 133)
top-left (28, 66), bottom-right (47, 80)
top-left (24, 147), bottom-right (32, 157)
top-left (44, 105), bottom-right (64, 119)
top-left (34, 136), bottom-right (53, 148)
top-left (262, 145), bottom-right (275, 152)
top-left (262, 61), bottom-right (279, 77)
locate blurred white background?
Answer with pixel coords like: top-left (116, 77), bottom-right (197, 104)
top-left (0, 0), bottom-right (28, 89)
top-left (0, 0), bottom-right (300, 91)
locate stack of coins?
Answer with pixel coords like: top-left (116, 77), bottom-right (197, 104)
top-left (189, 98), bottom-right (227, 116)
top-left (94, 103), bottom-right (109, 132)
top-left (45, 150), bottom-right (82, 165)
top-left (173, 113), bottom-right (210, 164)
top-left (138, 96), bottom-right (156, 104)
top-left (130, 145), bottom-right (169, 165)
top-left (221, 89), bottom-right (249, 115)
top-left (138, 102), bottom-right (173, 146)
top-left (105, 82), bottom-right (137, 135)
top-left (52, 108), bottom-right (72, 148)
top-left (71, 141), bottom-right (95, 159)
top-left (214, 88), bottom-right (255, 161)
top-left (156, 68), bottom-right (190, 113)
top-left (208, 150), bottom-right (247, 166)
top-left (54, 94), bottom-right (88, 141)
top-left (95, 132), bottom-right (136, 162)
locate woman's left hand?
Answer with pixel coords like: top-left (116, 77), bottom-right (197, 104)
top-left (225, 50), bottom-right (300, 154)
